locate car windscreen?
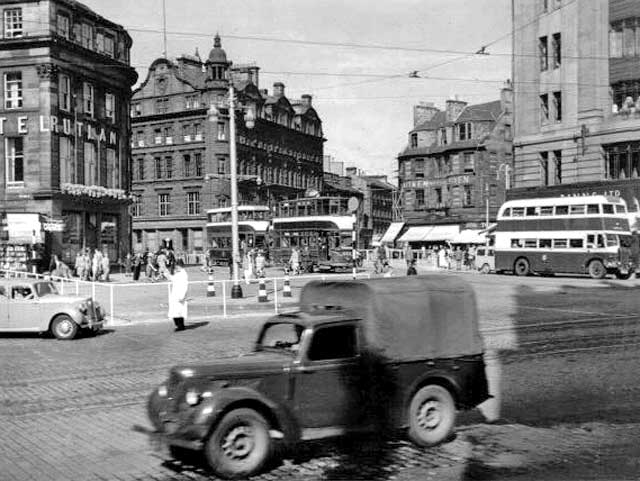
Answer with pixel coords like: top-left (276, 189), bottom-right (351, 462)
top-left (257, 322), bottom-right (304, 354)
top-left (34, 282), bottom-right (59, 297)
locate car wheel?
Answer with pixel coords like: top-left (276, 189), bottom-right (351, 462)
top-left (51, 314), bottom-right (78, 340)
top-left (513, 258), bottom-right (530, 277)
top-left (204, 408), bottom-right (272, 479)
top-left (408, 385), bottom-right (456, 447)
top-left (480, 263), bottom-right (491, 274)
top-left (588, 259), bottom-right (606, 279)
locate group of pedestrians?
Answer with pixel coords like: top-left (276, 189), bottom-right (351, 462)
top-left (242, 248), bottom-right (267, 283)
top-left (129, 247), bottom-right (177, 282)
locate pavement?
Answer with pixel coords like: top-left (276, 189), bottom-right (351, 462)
top-left (2, 271), bottom-right (640, 480)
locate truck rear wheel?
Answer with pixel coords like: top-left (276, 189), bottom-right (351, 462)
top-left (204, 408), bottom-right (272, 479)
top-left (408, 385), bottom-right (456, 447)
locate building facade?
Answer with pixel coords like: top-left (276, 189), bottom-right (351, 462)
top-left (130, 36), bottom-right (324, 254)
top-left (345, 167), bottom-right (395, 247)
top-left (0, 0), bottom-right (137, 266)
top-left (396, 86), bottom-right (513, 239)
top-left (511, 0), bottom-right (640, 221)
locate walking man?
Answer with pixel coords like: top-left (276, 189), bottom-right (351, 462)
top-left (167, 259), bottom-right (189, 331)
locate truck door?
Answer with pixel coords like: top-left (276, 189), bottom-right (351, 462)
top-left (293, 323), bottom-right (364, 431)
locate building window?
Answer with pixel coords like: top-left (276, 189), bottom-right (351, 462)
top-left (611, 80), bottom-right (640, 113)
top-left (83, 82), bottom-right (94, 116)
top-left (105, 92), bottom-right (115, 121)
top-left (3, 8), bottom-right (22, 38)
top-left (56, 12), bottom-right (70, 39)
top-left (410, 133), bottom-right (418, 148)
top-left (132, 196), bottom-right (142, 217)
top-left (107, 148), bottom-right (118, 188)
top-left (95, 31), bottom-right (104, 52)
top-left (463, 152), bottom-right (475, 173)
top-left (81, 23), bottom-right (93, 49)
top-left (554, 150), bottom-right (562, 184)
top-left (463, 185), bottom-right (473, 206)
top-left (217, 122), bottom-right (226, 141)
top-left (187, 191), bottom-right (201, 215)
top-left (137, 158), bottom-right (144, 180)
top-left (5, 137), bottom-right (24, 184)
top-left (459, 122), bottom-right (472, 141)
top-left (165, 156), bottom-right (172, 179)
top-left (540, 93), bottom-right (549, 123)
top-left (605, 142), bottom-right (640, 180)
top-left (132, 102), bottom-right (142, 117)
top-left (4, 72), bottom-right (22, 109)
top-left (414, 159), bottom-right (424, 179)
top-left (183, 154), bottom-right (192, 177)
top-left (552, 33), bottom-right (561, 68)
top-left (552, 91), bottom-right (562, 121)
top-left (415, 190), bottom-right (425, 207)
top-left (194, 123), bottom-right (202, 141)
top-left (155, 157), bottom-right (163, 179)
top-left (59, 137), bottom-right (74, 184)
top-left (218, 157), bottom-right (227, 175)
top-left (59, 74), bottom-right (71, 112)
top-left (195, 153), bottom-right (203, 176)
top-left (540, 151), bottom-right (549, 186)
top-left (83, 142), bottom-right (96, 185)
top-left (435, 188), bottom-right (442, 205)
top-left (158, 193), bottom-right (170, 216)
top-left (185, 94), bottom-right (199, 109)
top-left (104, 35), bottom-right (114, 57)
top-left (539, 36), bottom-right (548, 71)
top-left (155, 97), bottom-right (169, 114)
top-left (439, 128), bottom-right (447, 145)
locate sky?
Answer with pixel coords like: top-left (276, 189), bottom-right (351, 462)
top-left (82, 0), bottom-right (512, 181)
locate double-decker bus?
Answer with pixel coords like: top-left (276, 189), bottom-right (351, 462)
top-left (270, 197), bottom-right (357, 272)
top-left (495, 195), bottom-right (635, 279)
top-left (205, 206), bottom-right (271, 265)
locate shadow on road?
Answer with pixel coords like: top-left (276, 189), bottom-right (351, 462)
top-left (183, 321), bottom-right (209, 331)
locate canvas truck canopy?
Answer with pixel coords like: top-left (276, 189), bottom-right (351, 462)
top-left (299, 276), bottom-right (484, 361)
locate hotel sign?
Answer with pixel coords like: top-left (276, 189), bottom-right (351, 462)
top-left (0, 115), bottom-right (118, 145)
top-left (404, 175), bottom-right (472, 189)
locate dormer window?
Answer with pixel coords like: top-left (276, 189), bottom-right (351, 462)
top-left (458, 122), bottom-right (472, 141)
top-left (410, 133), bottom-right (418, 148)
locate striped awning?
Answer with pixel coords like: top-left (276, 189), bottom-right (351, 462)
top-left (380, 222), bottom-right (405, 243)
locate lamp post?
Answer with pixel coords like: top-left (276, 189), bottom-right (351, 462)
top-left (208, 85), bottom-right (255, 299)
top-left (497, 163), bottom-right (512, 190)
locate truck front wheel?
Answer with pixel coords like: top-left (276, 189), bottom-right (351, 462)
top-left (204, 408), bottom-right (272, 479)
top-left (408, 385), bottom-right (456, 447)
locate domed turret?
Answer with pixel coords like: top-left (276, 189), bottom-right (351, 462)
top-left (208, 34), bottom-right (228, 64)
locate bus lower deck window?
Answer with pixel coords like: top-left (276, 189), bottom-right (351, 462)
top-left (539, 239), bottom-right (552, 248)
top-left (569, 239), bottom-right (584, 248)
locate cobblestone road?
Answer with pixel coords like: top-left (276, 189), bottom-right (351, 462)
top-left (2, 273), bottom-right (640, 480)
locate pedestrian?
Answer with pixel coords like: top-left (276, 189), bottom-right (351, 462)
top-left (101, 250), bottom-right (111, 281)
top-left (75, 250), bottom-right (85, 280)
top-left (145, 250), bottom-right (156, 280)
top-left (289, 246), bottom-right (300, 275)
top-left (132, 251), bottom-right (142, 281)
top-left (91, 248), bottom-right (102, 281)
top-left (167, 259), bottom-right (189, 331)
top-left (124, 253), bottom-right (132, 277)
top-left (407, 259), bottom-right (417, 276)
top-left (437, 247), bottom-right (447, 270)
top-left (156, 249), bottom-right (168, 279)
top-left (404, 243), bottom-right (414, 267)
top-left (243, 249), bottom-right (254, 284)
top-left (255, 249), bottom-right (266, 278)
top-left (454, 248), bottom-right (463, 271)
top-left (166, 247), bottom-right (176, 275)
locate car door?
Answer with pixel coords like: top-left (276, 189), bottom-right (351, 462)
top-left (8, 284), bottom-right (42, 331)
top-left (292, 323), bottom-right (365, 433)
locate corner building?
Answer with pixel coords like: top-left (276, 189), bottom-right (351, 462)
top-left (0, 0), bottom-right (137, 265)
top-left (511, 0), bottom-right (640, 224)
top-left (130, 36), bottom-right (324, 254)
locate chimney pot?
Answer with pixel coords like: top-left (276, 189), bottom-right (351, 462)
top-left (273, 82), bottom-right (285, 97)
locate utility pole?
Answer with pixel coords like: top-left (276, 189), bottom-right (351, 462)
top-left (162, 0), bottom-right (168, 58)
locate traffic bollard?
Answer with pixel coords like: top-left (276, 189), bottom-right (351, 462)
top-left (207, 274), bottom-right (216, 297)
top-left (258, 277), bottom-right (268, 302)
top-left (283, 273), bottom-right (292, 297)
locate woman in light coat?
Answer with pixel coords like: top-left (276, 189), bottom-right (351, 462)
top-left (167, 259), bottom-right (189, 331)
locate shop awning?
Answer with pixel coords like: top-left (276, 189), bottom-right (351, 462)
top-left (380, 222), bottom-right (405, 244)
top-left (398, 226), bottom-right (433, 242)
top-left (479, 223), bottom-right (497, 235)
top-left (423, 225), bottom-right (460, 242)
top-left (451, 229), bottom-right (487, 244)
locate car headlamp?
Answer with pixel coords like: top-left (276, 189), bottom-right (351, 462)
top-left (78, 301), bottom-right (88, 314)
top-left (185, 388), bottom-right (200, 406)
top-left (157, 385), bottom-right (168, 397)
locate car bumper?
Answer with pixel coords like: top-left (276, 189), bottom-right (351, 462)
top-left (134, 424), bottom-right (203, 459)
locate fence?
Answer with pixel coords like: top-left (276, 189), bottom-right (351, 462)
top-left (0, 269), bottom-right (374, 325)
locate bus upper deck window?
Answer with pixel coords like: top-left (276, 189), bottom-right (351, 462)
top-left (502, 208), bottom-right (511, 217)
top-left (526, 207), bottom-right (537, 216)
top-left (512, 207), bottom-right (525, 217)
top-left (555, 206), bottom-right (569, 215)
top-left (540, 206), bottom-right (553, 216)
top-left (606, 234), bottom-right (619, 247)
top-left (602, 204), bottom-right (614, 214)
top-left (614, 204), bottom-right (627, 214)
top-left (569, 205), bottom-right (586, 215)
top-left (587, 204), bottom-right (599, 214)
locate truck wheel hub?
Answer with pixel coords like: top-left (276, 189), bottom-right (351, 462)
top-left (222, 426), bottom-right (254, 459)
top-left (417, 400), bottom-right (441, 429)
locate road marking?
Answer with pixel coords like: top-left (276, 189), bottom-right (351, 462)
top-left (481, 314), bottom-right (640, 335)
top-left (517, 305), bottom-right (638, 316)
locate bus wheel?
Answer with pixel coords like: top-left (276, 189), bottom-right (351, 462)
top-left (480, 263), bottom-right (491, 274)
top-left (514, 258), bottom-right (530, 276)
top-left (588, 259), bottom-right (606, 279)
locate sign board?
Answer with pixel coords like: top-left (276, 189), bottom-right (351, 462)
top-left (6, 213), bottom-right (43, 243)
top-left (348, 196), bottom-right (360, 212)
top-left (43, 219), bottom-right (65, 232)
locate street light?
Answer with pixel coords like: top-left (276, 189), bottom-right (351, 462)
top-left (496, 163), bottom-right (512, 190)
top-left (207, 86), bottom-right (255, 299)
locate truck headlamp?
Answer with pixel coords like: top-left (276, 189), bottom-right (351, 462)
top-left (185, 388), bottom-right (200, 406)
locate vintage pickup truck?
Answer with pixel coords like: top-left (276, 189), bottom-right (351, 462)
top-left (146, 276), bottom-right (489, 479)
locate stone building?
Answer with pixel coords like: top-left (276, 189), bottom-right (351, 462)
top-left (130, 36), bottom-right (324, 254)
top-left (510, 0), bottom-right (640, 222)
top-left (0, 0), bottom-right (137, 266)
top-left (393, 86), bottom-right (513, 245)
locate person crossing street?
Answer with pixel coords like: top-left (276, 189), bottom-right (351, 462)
top-left (167, 259), bottom-right (189, 331)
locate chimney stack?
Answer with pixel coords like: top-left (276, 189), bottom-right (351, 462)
top-left (445, 97), bottom-right (467, 122)
top-left (301, 94), bottom-right (313, 107)
top-left (273, 82), bottom-right (285, 97)
top-left (500, 79), bottom-right (513, 113)
top-left (413, 102), bottom-right (439, 127)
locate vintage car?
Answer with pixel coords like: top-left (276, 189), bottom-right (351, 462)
top-left (0, 279), bottom-right (104, 340)
top-left (146, 276), bottom-right (489, 479)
